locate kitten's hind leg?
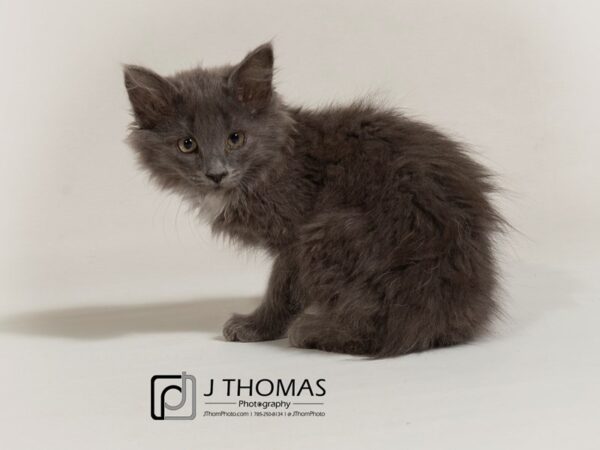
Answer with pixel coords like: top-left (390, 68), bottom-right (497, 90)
top-left (287, 209), bottom-right (386, 355)
top-left (223, 250), bottom-right (301, 342)
top-left (287, 284), bottom-right (384, 356)
top-left (287, 306), bottom-right (380, 356)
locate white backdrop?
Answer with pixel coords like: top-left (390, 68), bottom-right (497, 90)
top-left (1, 1), bottom-right (599, 449)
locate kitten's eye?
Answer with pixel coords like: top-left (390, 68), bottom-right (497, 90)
top-left (177, 137), bottom-right (198, 153)
top-left (226, 131), bottom-right (245, 150)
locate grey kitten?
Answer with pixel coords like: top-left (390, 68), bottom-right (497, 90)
top-left (123, 43), bottom-right (503, 357)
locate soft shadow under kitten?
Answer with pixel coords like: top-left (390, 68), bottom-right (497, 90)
top-left (123, 43), bottom-right (503, 357)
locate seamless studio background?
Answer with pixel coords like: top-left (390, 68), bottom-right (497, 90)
top-left (1, 1), bottom-right (599, 449)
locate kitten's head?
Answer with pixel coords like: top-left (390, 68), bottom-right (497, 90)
top-left (123, 43), bottom-right (292, 197)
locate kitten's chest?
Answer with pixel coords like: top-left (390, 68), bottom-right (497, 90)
top-left (197, 192), bottom-right (228, 224)
top-left (209, 188), bottom-right (297, 251)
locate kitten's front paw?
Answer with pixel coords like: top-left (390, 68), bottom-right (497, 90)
top-left (223, 314), bottom-right (266, 342)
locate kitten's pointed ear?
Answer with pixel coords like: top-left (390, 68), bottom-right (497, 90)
top-left (123, 65), bottom-right (177, 128)
top-left (228, 43), bottom-right (274, 112)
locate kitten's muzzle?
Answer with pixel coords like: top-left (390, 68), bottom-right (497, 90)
top-left (206, 171), bottom-right (228, 184)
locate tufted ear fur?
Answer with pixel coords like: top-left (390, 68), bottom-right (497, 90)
top-left (228, 43), bottom-right (274, 113)
top-left (123, 65), bottom-right (177, 128)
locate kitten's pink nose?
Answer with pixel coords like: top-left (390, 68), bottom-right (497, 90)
top-left (206, 171), bottom-right (228, 184)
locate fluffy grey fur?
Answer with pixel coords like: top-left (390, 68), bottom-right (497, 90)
top-left (123, 43), bottom-right (503, 357)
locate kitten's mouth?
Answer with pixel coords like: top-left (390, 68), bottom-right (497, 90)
top-left (188, 174), bottom-right (237, 192)
top-left (205, 180), bottom-right (235, 193)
